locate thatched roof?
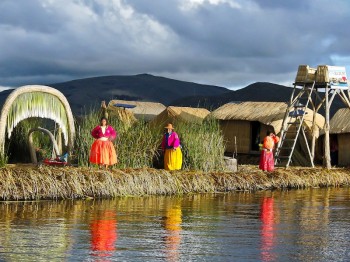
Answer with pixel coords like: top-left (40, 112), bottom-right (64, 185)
top-left (108, 100), bottom-right (166, 121)
top-left (151, 106), bottom-right (210, 127)
top-left (330, 108), bottom-right (350, 134)
top-left (211, 102), bottom-right (325, 133)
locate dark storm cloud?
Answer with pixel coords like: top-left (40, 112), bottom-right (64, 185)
top-left (251, 0), bottom-right (310, 10)
top-left (0, 0), bottom-right (349, 89)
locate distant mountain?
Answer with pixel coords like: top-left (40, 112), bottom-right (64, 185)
top-left (0, 76), bottom-right (347, 117)
top-left (172, 82), bottom-right (295, 109)
top-left (49, 74), bottom-right (229, 114)
top-left (172, 82), bottom-right (346, 116)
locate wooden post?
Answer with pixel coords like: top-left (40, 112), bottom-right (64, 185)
top-left (311, 107), bottom-right (317, 159)
top-left (324, 86), bottom-right (331, 169)
top-left (56, 127), bottom-right (62, 155)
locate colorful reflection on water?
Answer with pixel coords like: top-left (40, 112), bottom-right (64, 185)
top-left (0, 188), bottom-right (350, 261)
top-left (90, 210), bottom-right (117, 259)
top-left (260, 197), bottom-right (275, 262)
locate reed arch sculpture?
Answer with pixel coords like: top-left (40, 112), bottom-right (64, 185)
top-left (28, 127), bottom-right (60, 164)
top-left (0, 85), bottom-right (75, 155)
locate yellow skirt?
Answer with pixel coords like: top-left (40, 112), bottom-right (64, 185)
top-left (164, 147), bottom-right (182, 171)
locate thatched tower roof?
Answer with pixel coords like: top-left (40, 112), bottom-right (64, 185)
top-left (211, 102), bottom-right (324, 134)
top-left (329, 108), bottom-right (350, 134)
top-left (108, 100), bottom-right (166, 121)
top-left (151, 106), bottom-right (210, 127)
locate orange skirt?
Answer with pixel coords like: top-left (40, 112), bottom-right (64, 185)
top-left (89, 140), bottom-right (117, 165)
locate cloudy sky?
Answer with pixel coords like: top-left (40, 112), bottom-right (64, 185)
top-left (0, 0), bottom-right (349, 90)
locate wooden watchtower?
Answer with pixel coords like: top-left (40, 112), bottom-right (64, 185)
top-left (275, 65), bottom-right (349, 168)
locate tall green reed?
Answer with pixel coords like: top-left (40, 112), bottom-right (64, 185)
top-left (74, 109), bottom-right (100, 166)
top-left (174, 118), bottom-right (226, 172)
top-left (75, 107), bottom-right (226, 171)
top-left (113, 119), bottom-right (160, 168)
top-left (74, 108), bottom-right (161, 168)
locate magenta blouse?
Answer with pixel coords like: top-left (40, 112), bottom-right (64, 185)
top-left (91, 125), bottom-right (117, 140)
top-left (161, 131), bottom-right (180, 150)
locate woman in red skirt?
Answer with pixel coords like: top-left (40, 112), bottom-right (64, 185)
top-left (89, 117), bottom-right (118, 168)
top-left (259, 131), bottom-right (279, 172)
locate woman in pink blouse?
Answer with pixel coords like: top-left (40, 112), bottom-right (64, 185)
top-left (161, 123), bottom-right (182, 170)
top-left (89, 117), bottom-right (118, 168)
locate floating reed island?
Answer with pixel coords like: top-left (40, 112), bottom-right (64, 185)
top-left (1, 165), bottom-right (350, 200)
top-left (1, 85), bottom-right (350, 201)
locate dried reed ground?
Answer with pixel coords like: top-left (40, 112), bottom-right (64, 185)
top-left (1, 165), bottom-right (350, 200)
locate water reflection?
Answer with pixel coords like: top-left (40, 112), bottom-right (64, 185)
top-left (260, 197), bottom-right (276, 261)
top-left (163, 200), bottom-right (182, 262)
top-left (0, 188), bottom-right (350, 261)
top-left (90, 210), bottom-right (117, 261)
top-left (0, 201), bottom-right (73, 262)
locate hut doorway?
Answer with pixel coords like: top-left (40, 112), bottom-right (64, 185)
top-left (250, 121), bottom-right (261, 152)
top-left (330, 134), bottom-right (338, 166)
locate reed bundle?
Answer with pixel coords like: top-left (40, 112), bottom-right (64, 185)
top-left (1, 165), bottom-right (350, 200)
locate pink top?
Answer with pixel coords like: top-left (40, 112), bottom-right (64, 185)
top-left (161, 132), bottom-right (180, 150)
top-left (91, 125), bottom-right (117, 140)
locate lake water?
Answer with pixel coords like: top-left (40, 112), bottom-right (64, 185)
top-left (0, 188), bottom-right (350, 262)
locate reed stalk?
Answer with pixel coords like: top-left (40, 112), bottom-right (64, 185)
top-left (0, 165), bottom-right (350, 200)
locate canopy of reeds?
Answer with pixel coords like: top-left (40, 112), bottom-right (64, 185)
top-left (6, 92), bottom-right (69, 143)
top-left (105, 105), bottom-right (137, 127)
top-left (151, 106), bottom-right (210, 128)
top-left (108, 100), bottom-right (166, 121)
top-left (0, 85), bottom-right (75, 154)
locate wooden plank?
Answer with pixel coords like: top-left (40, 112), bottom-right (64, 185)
top-left (324, 86), bottom-right (331, 169)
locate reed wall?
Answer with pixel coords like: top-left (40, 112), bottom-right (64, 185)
top-left (1, 165), bottom-right (350, 200)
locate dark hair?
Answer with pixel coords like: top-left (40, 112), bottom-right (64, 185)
top-left (266, 130), bottom-right (274, 136)
top-left (100, 117), bottom-right (108, 125)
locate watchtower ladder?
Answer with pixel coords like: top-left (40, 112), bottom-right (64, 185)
top-left (274, 82), bottom-right (315, 168)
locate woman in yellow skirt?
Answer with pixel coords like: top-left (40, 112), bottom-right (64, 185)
top-left (89, 117), bottom-right (118, 169)
top-left (161, 123), bottom-right (182, 170)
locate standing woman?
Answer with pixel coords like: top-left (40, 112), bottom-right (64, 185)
top-left (90, 117), bottom-right (118, 168)
top-left (259, 131), bottom-right (279, 172)
top-left (162, 123), bottom-right (182, 171)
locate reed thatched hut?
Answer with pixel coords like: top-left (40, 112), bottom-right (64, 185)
top-left (326, 108), bottom-right (350, 166)
top-left (210, 102), bottom-right (325, 157)
top-left (151, 106), bottom-right (210, 128)
top-left (108, 100), bottom-right (166, 121)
